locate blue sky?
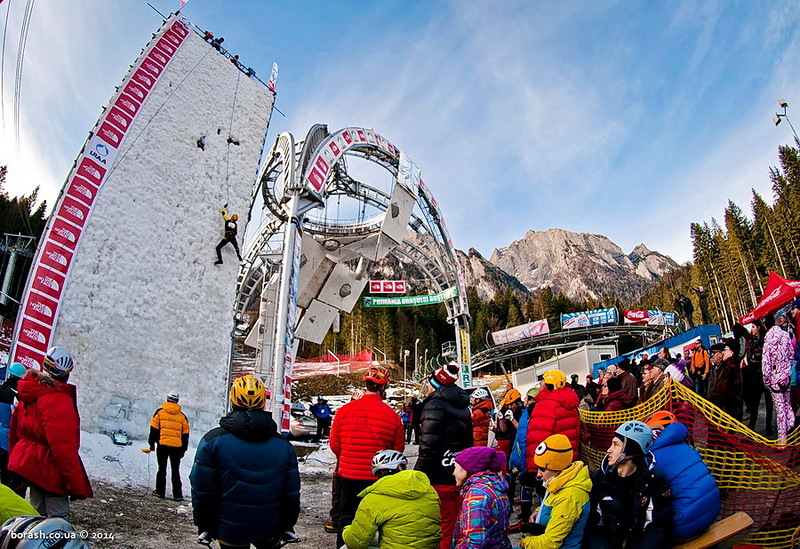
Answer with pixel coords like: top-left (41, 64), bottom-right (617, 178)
top-left (1, 1), bottom-right (799, 264)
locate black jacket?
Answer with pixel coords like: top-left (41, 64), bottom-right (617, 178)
top-left (190, 409), bottom-right (300, 545)
top-left (584, 456), bottom-right (673, 548)
top-left (415, 383), bottom-right (473, 485)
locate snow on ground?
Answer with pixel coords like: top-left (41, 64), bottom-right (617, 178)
top-left (79, 431), bottom-right (198, 491)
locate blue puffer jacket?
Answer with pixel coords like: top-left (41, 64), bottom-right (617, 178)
top-left (509, 406), bottom-right (530, 470)
top-left (651, 421), bottom-right (720, 540)
top-left (190, 409), bottom-right (300, 546)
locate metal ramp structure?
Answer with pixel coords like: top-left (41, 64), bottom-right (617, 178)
top-left (234, 125), bottom-right (470, 428)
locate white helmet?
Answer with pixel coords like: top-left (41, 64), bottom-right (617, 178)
top-left (167, 391), bottom-right (180, 403)
top-left (0, 516), bottom-right (88, 548)
top-left (44, 346), bottom-right (74, 378)
top-left (471, 387), bottom-right (490, 401)
top-left (371, 449), bottom-right (408, 477)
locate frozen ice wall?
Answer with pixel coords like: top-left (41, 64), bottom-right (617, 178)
top-left (55, 25), bottom-right (274, 438)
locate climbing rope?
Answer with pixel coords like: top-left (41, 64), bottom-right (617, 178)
top-left (105, 44), bottom-right (214, 181)
top-left (222, 68), bottom-right (242, 206)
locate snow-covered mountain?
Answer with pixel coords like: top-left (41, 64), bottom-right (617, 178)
top-left (485, 228), bottom-right (678, 302)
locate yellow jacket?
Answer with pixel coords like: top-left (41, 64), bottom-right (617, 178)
top-left (149, 402), bottom-right (190, 449)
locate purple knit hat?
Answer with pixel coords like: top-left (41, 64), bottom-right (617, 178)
top-left (454, 446), bottom-right (506, 475)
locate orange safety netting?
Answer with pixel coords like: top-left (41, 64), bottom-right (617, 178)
top-left (579, 379), bottom-right (800, 548)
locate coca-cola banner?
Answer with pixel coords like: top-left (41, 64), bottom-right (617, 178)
top-left (10, 14), bottom-right (192, 370)
top-left (492, 319), bottom-right (550, 345)
top-left (623, 309), bottom-right (676, 326)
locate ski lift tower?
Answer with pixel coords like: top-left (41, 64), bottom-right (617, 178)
top-left (0, 234), bottom-right (36, 309)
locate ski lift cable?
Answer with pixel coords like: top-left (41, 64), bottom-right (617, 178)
top-left (0, 0), bottom-right (13, 133)
top-left (105, 46), bottom-right (213, 181)
top-left (223, 68), bottom-right (242, 206)
top-left (13, 0), bottom-right (35, 156)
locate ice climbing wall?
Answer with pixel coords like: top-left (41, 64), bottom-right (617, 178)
top-left (24, 15), bottom-right (274, 436)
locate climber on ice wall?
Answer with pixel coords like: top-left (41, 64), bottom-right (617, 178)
top-left (214, 204), bottom-right (242, 265)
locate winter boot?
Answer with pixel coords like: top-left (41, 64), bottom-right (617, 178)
top-left (214, 259), bottom-right (223, 265)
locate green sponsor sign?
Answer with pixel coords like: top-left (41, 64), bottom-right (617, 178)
top-left (363, 286), bottom-right (459, 308)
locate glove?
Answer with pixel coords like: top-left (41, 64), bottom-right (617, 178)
top-left (149, 444), bottom-right (155, 451)
top-left (504, 409), bottom-right (514, 421)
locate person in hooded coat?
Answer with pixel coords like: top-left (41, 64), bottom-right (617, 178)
top-left (525, 370), bottom-right (581, 475)
top-left (520, 434), bottom-right (592, 549)
top-left (191, 375), bottom-right (300, 548)
top-left (343, 449), bottom-right (440, 549)
top-left (644, 412), bottom-right (720, 541)
top-left (149, 390), bottom-right (190, 500)
top-left (452, 446), bottom-right (511, 549)
top-left (594, 376), bottom-right (631, 412)
top-left (8, 347), bottom-right (92, 520)
top-left (469, 387), bottom-right (493, 447)
top-left (415, 363), bottom-right (473, 549)
top-left (0, 362), bottom-right (26, 490)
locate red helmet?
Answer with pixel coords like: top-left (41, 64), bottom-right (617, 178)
top-left (363, 366), bottom-right (390, 385)
top-left (645, 410), bottom-right (677, 430)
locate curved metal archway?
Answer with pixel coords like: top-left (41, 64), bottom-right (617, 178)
top-left (235, 125), bottom-right (470, 426)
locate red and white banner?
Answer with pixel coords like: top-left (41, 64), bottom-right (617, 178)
top-left (303, 127), bottom-right (397, 196)
top-left (369, 280), bottom-right (406, 294)
top-left (10, 14), bottom-right (192, 370)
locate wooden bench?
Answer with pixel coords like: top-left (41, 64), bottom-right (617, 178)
top-left (673, 512), bottom-right (754, 549)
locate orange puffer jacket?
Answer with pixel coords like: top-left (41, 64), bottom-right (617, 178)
top-left (149, 402), bottom-right (190, 449)
top-left (330, 393), bottom-right (404, 480)
top-left (471, 398), bottom-right (494, 446)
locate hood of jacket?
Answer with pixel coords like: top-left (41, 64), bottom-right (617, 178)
top-left (651, 420), bottom-right (688, 451)
top-left (472, 398), bottom-right (494, 413)
top-left (546, 460), bottom-right (592, 495)
top-left (160, 401), bottom-right (182, 415)
top-left (539, 386), bottom-right (580, 409)
top-left (15, 370), bottom-right (74, 405)
top-left (430, 383), bottom-right (470, 409)
top-left (463, 470), bottom-right (508, 493)
top-left (606, 389), bottom-right (632, 405)
top-left (219, 408), bottom-right (278, 442)
top-left (360, 469), bottom-right (433, 500)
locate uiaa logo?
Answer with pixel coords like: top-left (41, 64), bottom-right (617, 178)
top-left (90, 143), bottom-right (110, 165)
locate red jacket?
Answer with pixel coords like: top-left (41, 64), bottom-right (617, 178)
top-left (525, 387), bottom-right (580, 472)
top-left (330, 393), bottom-right (404, 480)
top-left (471, 399), bottom-right (493, 447)
top-left (9, 371), bottom-right (92, 499)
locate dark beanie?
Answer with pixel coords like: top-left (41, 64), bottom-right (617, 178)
top-left (606, 377), bottom-right (622, 393)
top-left (454, 446), bottom-right (506, 475)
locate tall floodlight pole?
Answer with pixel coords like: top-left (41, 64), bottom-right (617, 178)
top-left (774, 99), bottom-right (800, 143)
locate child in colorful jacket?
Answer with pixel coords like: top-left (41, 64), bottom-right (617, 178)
top-left (452, 446), bottom-right (511, 549)
top-left (521, 434), bottom-right (591, 549)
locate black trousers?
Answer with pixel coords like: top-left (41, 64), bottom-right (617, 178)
top-left (155, 445), bottom-right (183, 498)
top-left (216, 236), bottom-right (242, 261)
top-left (336, 477), bottom-right (373, 548)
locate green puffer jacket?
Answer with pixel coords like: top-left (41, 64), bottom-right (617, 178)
top-left (342, 469), bottom-right (441, 549)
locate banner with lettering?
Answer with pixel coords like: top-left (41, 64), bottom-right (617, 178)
top-left (623, 309), bottom-right (676, 326)
top-left (363, 286), bottom-right (458, 308)
top-left (491, 319), bottom-right (550, 345)
top-left (561, 308), bottom-right (618, 330)
top-left (10, 14), bottom-right (192, 370)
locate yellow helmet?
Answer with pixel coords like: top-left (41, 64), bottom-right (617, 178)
top-left (501, 388), bottom-right (522, 406)
top-left (543, 369), bottom-right (567, 389)
top-left (231, 213), bottom-right (239, 221)
top-left (230, 375), bottom-right (266, 409)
